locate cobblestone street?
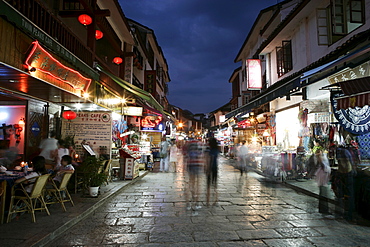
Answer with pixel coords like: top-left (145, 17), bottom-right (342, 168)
top-left (46, 156), bottom-right (370, 246)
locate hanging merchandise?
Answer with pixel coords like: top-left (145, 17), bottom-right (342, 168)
top-left (331, 92), bottom-right (370, 135)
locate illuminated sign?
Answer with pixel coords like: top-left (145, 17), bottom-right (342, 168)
top-left (246, 59), bottom-right (262, 90)
top-left (25, 41), bottom-right (91, 91)
top-left (123, 107), bottom-right (143, 116)
top-left (140, 115), bottom-right (163, 132)
top-left (237, 119), bottom-right (254, 129)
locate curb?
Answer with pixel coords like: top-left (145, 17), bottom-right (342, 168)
top-left (32, 171), bottom-right (150, 247)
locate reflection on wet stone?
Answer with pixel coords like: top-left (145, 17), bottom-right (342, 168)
top-left (45, 157), bottom-right (370, 246)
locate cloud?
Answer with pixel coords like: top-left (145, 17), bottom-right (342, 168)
top-left (120, 0), bottom-right (278, 113)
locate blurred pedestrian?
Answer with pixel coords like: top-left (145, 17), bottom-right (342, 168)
top-left (159, 136), bottom-right (170, 172)
top-left (184, 139), bottom-right (204, 210)
top-left (39, 131), bottom-right (58, 169)
top-left (312, 149), bottom-right (331, 213)
top-left (169, 141), bottom-right (178, 172)
top-left (336, 145), bottom-right (356, 221)
top-left (206, 137), bottom-right (219, 206)
top-left (237, 141), bottom-right (248, 175)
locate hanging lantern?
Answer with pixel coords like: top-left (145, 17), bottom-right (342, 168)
top-left (113, 57), bottom-right (123, 65)
top-left (95, 30), bottom-right (103, 40)
top-left (78, 14), bottom-right (92, 25)
top-left (62, 110), bottom-right (77, 121)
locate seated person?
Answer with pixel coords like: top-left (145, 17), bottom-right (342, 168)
top-left (53, 155), bottom-right (74, 187)
top-left (15, 156), bottom-right (47, 194)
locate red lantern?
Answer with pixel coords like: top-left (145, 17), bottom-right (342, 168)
top-left (62, 110), bottom-right (77, 121)
top-left (113, 57), bottom-right (123, 65)
top-left (95, 30), bottom-right (103, 40)
top-left (78, 14), bottom-right (92, 25)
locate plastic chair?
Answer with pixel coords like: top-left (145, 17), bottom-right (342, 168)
top-left (45, 172), bottom-right (74, 211)
top-left (7, 174), bottom-right (51, 223)
top-left (103, 159), bottom-right (112, 183)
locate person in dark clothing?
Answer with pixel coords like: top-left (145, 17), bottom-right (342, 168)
top-left (336, 145), bottom-right (356, 221)
top-left (206, 137), bottom-right (219, 206)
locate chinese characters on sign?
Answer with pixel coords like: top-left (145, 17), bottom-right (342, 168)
top-left (62, 112), bottom-right (112, 158)
top-left (25, 41), bottom-right (91, 91)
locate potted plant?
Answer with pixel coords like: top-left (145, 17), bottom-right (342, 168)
top-left (81, 156), bottom-right (108, 197)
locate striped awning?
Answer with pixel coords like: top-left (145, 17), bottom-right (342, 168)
top-left (337, 92), bottom-right (370, 109)
top-left (338, 76), bottom-right (370, 95)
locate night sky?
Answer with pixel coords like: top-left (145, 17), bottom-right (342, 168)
top-left (119, 0), bottom-right (280, 114)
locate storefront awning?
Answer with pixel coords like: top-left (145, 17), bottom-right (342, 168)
top-left (336, 92), bottom-right (370, 110)
top-left (226, 77), bottom-right (300, 119)
top-left (301, 43), bottom-right (370, 87)
top-left (338, 76), bottom-right (370, 95)
top-left (95, 65), bottom-right (165, 115)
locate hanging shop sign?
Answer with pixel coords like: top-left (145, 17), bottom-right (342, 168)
top-left (246, 59), bottom-right (262, 90)
top-left (123, 107), bottom-right (143, 116)
top-left (25, 41), bottom-right (91, 91)
top-left (144, 71), bottom-right (157, 97)
top-left (140, 115), bottom-right (163, 132)
top-left (331, 92), bottom-right (370, 135)
top-left (328, 61), bottom-right (370, 84)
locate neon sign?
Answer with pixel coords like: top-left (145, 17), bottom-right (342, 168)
top-left (140, 116), bottom-right (163, 132)
top-left (25, 41), bottom-right (91, 91)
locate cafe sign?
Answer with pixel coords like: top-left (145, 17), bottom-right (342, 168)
top-left (25, 40), bottom-right (91, 91)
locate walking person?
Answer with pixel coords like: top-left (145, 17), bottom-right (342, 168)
top-left (237, 141), bottom-right (248, 175)
top-left (169, 141), bottom-right (178, 172)
top-left (39, 131), bottom-right (58, 170)
top-left (206, 137), bottom-right (219, 206)
top-left (336, 144), bottom-right (356, 221)
top-left (159, 136), bottom-right (170, 172)
top-left (184, 139), bottom-right (204, 210)
top-left (312, 149), bottom-right (331, 213)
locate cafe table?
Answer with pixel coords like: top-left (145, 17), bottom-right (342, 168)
top-left (0, 171), bottom-right (25, 224)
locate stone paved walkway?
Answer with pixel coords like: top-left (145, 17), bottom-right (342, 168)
top-left (45, 156), bottom-right (370, 246)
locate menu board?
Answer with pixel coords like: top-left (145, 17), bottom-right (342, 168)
top-left (62, 111), bottom-right (112, 158)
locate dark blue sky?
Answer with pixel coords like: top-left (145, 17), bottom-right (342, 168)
top-left (119, 0), bottom-right (279, 114)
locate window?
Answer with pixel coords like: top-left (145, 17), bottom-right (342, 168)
top-left (276, 41), bottom-right (292, 77)
top-left (317, 0), bottom-right (364, 45)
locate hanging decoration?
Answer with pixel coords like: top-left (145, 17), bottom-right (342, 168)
top-left (78, 14), bottom-right (92, 25)
top-left (62, 110), bottom-right (77, 121)
top-left (62, 110), bottom-right (77, 130)
top-left (113, 57), bottom-right (123, 65)
top-left (95, 30), bottom-right (103, 40)
top-left (331, 92), bottom-right (370, 135)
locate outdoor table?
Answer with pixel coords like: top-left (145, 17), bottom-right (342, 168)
top-left (0, 171), bottom-right (25, 224)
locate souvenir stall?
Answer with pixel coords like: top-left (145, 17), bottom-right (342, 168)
top-left (215, 126), bottom-right (233, 155)
top-left (329, 92), bottom-right (370, 220)
top-left (272, 106), bottom-right (301, 179)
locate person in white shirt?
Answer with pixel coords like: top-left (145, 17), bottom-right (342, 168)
top-left (55, 140), bottom-right (70, 171)
top-left (39, 131), bottom-right (58, 167)
top-left (53, 155), bottom-right (75, 186)
top-left (237, 141), bottom-right (249, 175)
